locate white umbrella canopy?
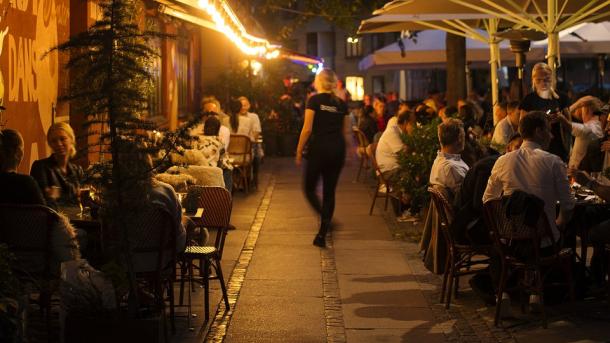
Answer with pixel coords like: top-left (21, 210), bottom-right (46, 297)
top-left (533, 21), bottom-right (610, 54)
top-left (359, 30), bottom-right (545, 70)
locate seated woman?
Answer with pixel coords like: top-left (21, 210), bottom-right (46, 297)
top-left (0, 128), bottom-right (46, 205)
top-left (30, 122), bottom-right (84, 209)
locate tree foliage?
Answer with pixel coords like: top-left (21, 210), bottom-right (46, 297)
top-left (254, 0), bottom-right (389, 40)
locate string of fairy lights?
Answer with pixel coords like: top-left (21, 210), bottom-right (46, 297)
top-left (197, 0), bottom-right (280, 59)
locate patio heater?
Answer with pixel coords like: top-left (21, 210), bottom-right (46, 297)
top-left (496, 29), bottom-right (546, 100)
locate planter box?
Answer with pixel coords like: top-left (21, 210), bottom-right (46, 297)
top-left (64, 312), bottom-right (166, 343)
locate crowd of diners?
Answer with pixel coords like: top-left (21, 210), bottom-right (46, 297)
top-left (0, 95), bottom-right (263, 274)
top-left (352, 62), bottom-right (610, 314)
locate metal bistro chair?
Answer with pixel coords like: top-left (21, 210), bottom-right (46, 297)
top-left (428, 186), bottom-right (491, 309)
top-left (367, 142), bottom-right (401, 215)
top-left (352, 128), bottom-right (370, 182)
top-left (179, 186), bottom-right (231, 322)
top-left (228, 134), bottom-right (252, 193)
top-left (483, 197), bottom-right (574, 328)
top-left (0, 204), bottom-right (61, 336)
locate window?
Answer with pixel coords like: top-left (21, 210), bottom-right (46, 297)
top-left (345, 76), bottom-right (364, 101)
top-left (372, 75), bottom-right (385, 94)
top-left (371, 34), bottom-right (385, 51)
top-left (345, 36), bottom-right (362, 58)
top-left (146, 17), bottom-right (162, 119)
top-left (306, 32), bottom-right (318, 56)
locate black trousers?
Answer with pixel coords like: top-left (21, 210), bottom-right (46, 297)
top-left (303, 141), bottom-right (345, 234)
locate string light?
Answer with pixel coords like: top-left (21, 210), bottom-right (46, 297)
top-left (197, 0), bottom-right (280, 58)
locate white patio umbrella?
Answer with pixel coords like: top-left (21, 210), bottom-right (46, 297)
top-left (358, 30), bottom-right (545, 70)
top-left (450, 0), bottom-right (610, 76)
top-left (533, 21), bottom-right (610, 54)
top-left (358, 2), bottom-right (511, 105)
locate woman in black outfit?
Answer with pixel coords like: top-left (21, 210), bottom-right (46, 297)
top-left (296, 69), bottom-right (349, 247)
top-left (31, 122), bottom-right (84, 209)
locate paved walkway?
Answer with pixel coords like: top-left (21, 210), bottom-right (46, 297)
top-left (175, 156), bottom-right (610, 343)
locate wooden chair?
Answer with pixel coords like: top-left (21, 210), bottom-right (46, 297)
top-left (483, 197), bottom-right (574, 328)
top-left (428, 186), bottom-right (490, 309)
top-left (367, 142), bottom-right (401, 215)
top-left (0, 204), bottom-right (59, 336)
top-left (352, 128), bottom-right (370, 182)
top-left (179, 186), bottom-right (231, 322)
top-left (228, 134), bottom-right (252, 193)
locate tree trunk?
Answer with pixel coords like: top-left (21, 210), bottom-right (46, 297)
top-left (445, 33), bottom-right (466, 107)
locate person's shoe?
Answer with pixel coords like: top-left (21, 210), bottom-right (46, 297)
top-left (498, 292), bottom-right (512, 318)
top-left (397, 209), bottom-right (420, 223)
top-left (529, 294), bottom-right (543, 313)
top-left (313, 234), bottom-right (326, 248)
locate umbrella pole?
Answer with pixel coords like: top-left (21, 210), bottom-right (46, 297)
top-left (547, 0), bottom-right (559, 84)
top-left (489, 42), bottom-right (499, 106)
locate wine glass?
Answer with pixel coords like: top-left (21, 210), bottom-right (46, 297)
top-left (77, 187), bottom-right (91, 218)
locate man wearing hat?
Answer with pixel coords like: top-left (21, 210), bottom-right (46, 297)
top-left (557, 95), bottom-right (605, 169)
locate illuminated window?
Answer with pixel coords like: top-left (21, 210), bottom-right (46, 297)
top-left (346, 76), bottom-right (364, 101)
top-left (345, 36), bottom-right (362, 58)
top-left (146, 17), bottom-right (162, 119)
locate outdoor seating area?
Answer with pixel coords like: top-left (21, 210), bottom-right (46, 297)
top-left (6, 0), bottom-right (610, 342)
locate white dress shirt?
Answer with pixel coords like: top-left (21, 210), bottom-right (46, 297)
top-left (375, 125), bottom-right (404, 173)
top-left (568, 117), bottom-right (604, 169)
top-left (491, 117), bottom-right (516, 150)
top-left (429, 151), bottom-right (469, 195)
top-left (483, 140), bottom-right (576, 244)
top-left (247, 112), bottom-right (262, 138)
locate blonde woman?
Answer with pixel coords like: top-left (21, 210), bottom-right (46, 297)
top-left (519, 62), bottom-right (572, 161)
top-left (296, 69), bottom-right (350, 247)
top-left (31, 122), bottom-right (84, 208)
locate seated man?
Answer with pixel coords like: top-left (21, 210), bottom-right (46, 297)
top-left (429, 118), bottom-right (469, 197)
top-left (375, 111), bottom-right (412, 179)
top-left (453, 134), bottom-right (523, 245)
top-left (483, 111), bottom-right (575, 312)
top-left (557, 95), bottom-right (604, 169)
top-left (491, 101), bottom-right (520, 152)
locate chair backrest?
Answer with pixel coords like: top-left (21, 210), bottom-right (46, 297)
top-left (353, 128), bottom-right (370, 148)
top-left (102, 205), bottom-right (176, 276)
top-left (0, 204), bottom-right (56, 279)
top-left (482, 197), bottom-right (549, 243)
top-left (428, 185), bottom-right (456, 248)
top-left (186, 186), bottom-right (232, 258)
top-left (228, 134), bottom-right (252, 165)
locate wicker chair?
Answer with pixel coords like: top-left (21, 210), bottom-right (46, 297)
top-left (0, 204), bottom-right (61, 336)
top-left (367, 142), bottom-right (401, 215)
top-left (228, 134), bottom-right (252, 193)
top-left (179, 186), bottom-right (231, 322)
top-left (428, 186), bottom-right (491, 309)
top-left (483, 197), bottom-right (575, 328)
top-left (352, 128), bottom-right (370, 182)
top-left (101, 204), bottom-right (177, 333)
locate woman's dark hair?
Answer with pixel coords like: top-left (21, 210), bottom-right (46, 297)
top-left (204, 116), bottom-right (221, 136)
top-left (0, 129), bottom-right (24, 171)
top-left (458, 103), bottom-right (477, 131)
top-left (228, 98), bottom-right (242, 133)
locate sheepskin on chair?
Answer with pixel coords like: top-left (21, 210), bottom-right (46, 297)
top-left (154, 173), bottom-right (197, 190)
top-left (167, 165), bottom-right (225, 187)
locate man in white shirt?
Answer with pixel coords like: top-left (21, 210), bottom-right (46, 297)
top-left (429, 118), bottom-right (469, 196)
top-left (375, 111), bottom-right (412, 177)
top-left (491, 101), bottom-right (520, 151)
top-left (557, 95), bottom-right (604, 169)
top-left (483, 110), bottom-right (575, 244)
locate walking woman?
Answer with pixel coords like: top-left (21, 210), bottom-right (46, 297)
top-left (296, 69), bottom-right (350, 248)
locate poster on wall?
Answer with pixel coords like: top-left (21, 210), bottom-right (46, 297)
top-left (0, 0), bottom-right (69, 173)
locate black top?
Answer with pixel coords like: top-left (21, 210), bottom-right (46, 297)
top-left (520, 91), bottom-right (571, 161)
top-left (0, 172), bottom-right (46, 205)
top-left (30, 156), bottom-right (84, 208)
top-left (306, 93), bottom-right (348, 141)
